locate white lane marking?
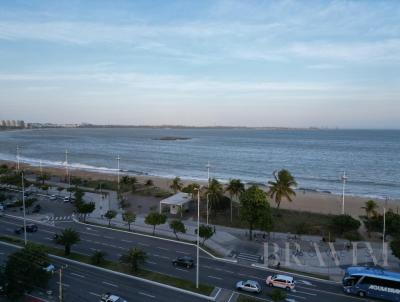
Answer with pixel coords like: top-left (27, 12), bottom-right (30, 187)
top-left (70, 272), bottom-right (85, 278)
top-left (208, 275), bottom-right (222, 280)
top-left (223, 270), bottom-right (235, 274)
top-left (81, 231), bottom-right (100, 237)
top-left (175, 268), bottom-right (189, 273)
top-left (44, 237), bottom-right (52, 240)
top-left (138, 291), bottom-right (155, 298)
top-left (287, 293), bottom-right (306, 300)
top-left (121, 239), bottom-right (132, 243)
top-left (56, 282), bottom-right (70, 287)
top-left (89, 292), bottom-right (101, 297)
top-left (90, 248), bottom-right (98, 251)
top-left (146, 261), bottom-right (157, 265)
top-left (156, 246), bottom-right (169, 251)
top-left (295, 290), bottom-right (317, 296)
top-left (104, 236), bottom-right (113, 239)
top-left (41, 229), bottom-right (54, 234)
top-left (102, 281), bottom-right (118, 287)
top-left (138, 242), bottom-right (149, 247)
top-left (227, 292), bottom-right (237, 302)
top-left (298, 280), bottom-right (315, 286)
top-left (175, 250), bottom-right (187, 254)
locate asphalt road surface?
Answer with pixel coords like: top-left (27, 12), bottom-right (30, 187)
top-left (0, 214), bottom-right (378, 302)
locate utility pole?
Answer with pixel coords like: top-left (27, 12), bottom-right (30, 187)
top-left (383, 196), bottom-right (388, 264)
top-left (58, 265), bottom-right (68, 302)
top-left (206, 162), bottom-right (211, 225)
top-left (341, 171), bottom-right (347, 215)
top-left (116, 155), bottom-right (120, 192)
top-left (16, 145), bottom-right (20, 171)
top-left (22, 171), bottom-right (27, 245)
top-left (196, 188), bottom-right (200, 289)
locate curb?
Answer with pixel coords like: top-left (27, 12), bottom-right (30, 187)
top-left (0, 240), bottom-right (216, 301)
top-left (74, 217), bottom-right (237, 264)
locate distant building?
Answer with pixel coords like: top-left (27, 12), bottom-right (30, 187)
top-left (0, 119), bottom-right (26, 129)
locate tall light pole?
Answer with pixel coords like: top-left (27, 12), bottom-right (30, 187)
top-left (16, 145), bottom-right (20, 171)
top-left (116, 155), bottom-right (121, 192)
top-left (39, 159), bottom-right (43, 177)
top-left (195, 187), bottom-right (200, 289)
top-left (206, 162), bottom-right (211, 225)
top-left (383, 196), bottom-right (388, 263)
top-left (341, 171), bottom-right (347, 215)
top-left (21, 171), bottom-right (27, 245)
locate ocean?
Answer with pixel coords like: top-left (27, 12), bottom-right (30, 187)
top-left (0, 128), bottom-right (399, 199)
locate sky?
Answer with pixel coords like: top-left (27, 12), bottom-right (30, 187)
top-left (0, 0), bottom-right (399, 129)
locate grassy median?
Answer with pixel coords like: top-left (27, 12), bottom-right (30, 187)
top-left (0, 235), bottom-right (214, 296)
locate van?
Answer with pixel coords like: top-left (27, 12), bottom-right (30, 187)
top-left (266, 274), bottom-right (295, 291)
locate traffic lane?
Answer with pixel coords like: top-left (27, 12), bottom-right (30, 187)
top-left (0, 243), bottom-right (210, 302)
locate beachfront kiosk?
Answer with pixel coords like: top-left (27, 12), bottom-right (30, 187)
top-left (159, 192), bottom-right (191, 215)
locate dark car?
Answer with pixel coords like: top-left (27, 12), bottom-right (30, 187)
top-left (32, 204), bottom-right (41, 213)
top-left (172, 256), bottom-right (194, 268)
top-left (14, 223), bottom-right (38, 234)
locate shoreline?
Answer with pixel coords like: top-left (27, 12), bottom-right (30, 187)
top-left (1, 159), bottom-right (399, 217)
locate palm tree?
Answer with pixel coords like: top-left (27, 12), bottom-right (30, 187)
top-left (56, 228), bottom-right (80, 255)
top-left (362, 200), bottom-right (378, 219)
top-left (206, 178), bottom-right (224, 217)
top-left (170, 177), bottom-right (183, 194)
top-left (37, 173), bottom-right (50, 185)
top-left (91, 250), bottom-right (107, 265)
top-left (268, 169), bottom-right (297, 209)
top-left (225, 179), bottom-right (245, 223)
top-left (119, 248), bottom-right (147, 273)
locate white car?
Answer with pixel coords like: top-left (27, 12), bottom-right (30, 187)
top-left (49, 195), bottom-right (57, 200)
top-left (236, 280), bottom-right (262, 293)
top-left (43, 264), bottom-right (56, 273)
top-left (266, 274), bottom-right (295, 291)
top-left (100, 293), bottom-right (127, 302)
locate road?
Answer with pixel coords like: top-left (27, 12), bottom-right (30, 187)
top-left (0, 214), bottom-right (376, 302)
top-left (0, 243), bottom-right (211, 302)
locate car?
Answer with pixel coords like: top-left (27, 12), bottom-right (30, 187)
top-left (49, 195), bottom-right (57, 200)
top-left (100, 293), bottom-right (127, 302)
top-left (14, 223), bottom-right (38, 234)
top-left (172, 256), bottom-right (194, 268)
top-left (32, 204), bottom-right (41, 213)
top-left (63, 196), bottom-right (72, 203)
top-left (236, 280), bottom-right (262, 293)
top-left (266, 274), bottom-right (295, 291)
top-left (43, 264), bottom-right (56, 273)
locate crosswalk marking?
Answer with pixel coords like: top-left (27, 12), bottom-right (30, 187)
top-left (237, 252), bottom-right (261, 263)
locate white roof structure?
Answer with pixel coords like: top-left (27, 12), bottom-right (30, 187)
top-left (160, 192), bottom-right (190, 206)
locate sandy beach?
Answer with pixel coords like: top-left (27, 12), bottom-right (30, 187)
top-left (1, 160), bottom-right (398, 217)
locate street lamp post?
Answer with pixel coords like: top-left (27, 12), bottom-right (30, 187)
top-left (206, 162), bottom-right (211, 225)
top-left (341, 171), bottom-right (347, 215)
top-left (21, 171), bottom-right (27, 245)
top-left (16, 145), bottom-right (20, 171)
top-left (383, 196), bottom-right (388, 263)
top-left (196, 188), bottom-right (200, 289)
top-left (116, 155), bottom-right (121, 192)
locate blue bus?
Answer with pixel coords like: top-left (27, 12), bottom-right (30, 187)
top-left (343, 267), bottom-right (400, 301)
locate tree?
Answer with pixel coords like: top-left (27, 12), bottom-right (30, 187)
top-left (240, 185), bottom-right (271, 240)
top-left (330, 215), bottom-right (361, 236)
top-left (104, 210), bottom-right (117, 227)
top-left (268, 169), bottom-right (297, 208)
top-left (36, 173), bottom-right (50, 185)
top-left (145, 212), bottom-right (167, 235)
top-left (225, 179), bottom-right (245, 223)
top-left (119, 248), bottom-right (147, 273)
top-left (391, 238), bottom-right (400, 260)
top-left (74, 189), bottom-right (85, 203)
top-left (91, 250), bottom-right (107, 265)
top-left (56, 228), bottom-right (80, 255)
top-left (145, 179), bottom-right (153, 186)
top-left (362, 200), bottom-right (378, 219)
top-left (169, 220), bottom-right (186, 240)
top-left (206, 178), bottom-right (225, 216)
top-left (170, 176), bottom-right (183, 194)
top-left (198, 224), bottom-right (215, 245)
top-left (123, 210), bottom-right (136, 231)
top-left (76, 202), bottom-right (95, 222)
top-left (4, 243), bottom-right (51, 299)
top-left (182, 182), bottom-right (200, 201)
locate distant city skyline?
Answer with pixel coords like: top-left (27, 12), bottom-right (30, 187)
top-left (0, 0), bottom-right (399, 129)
